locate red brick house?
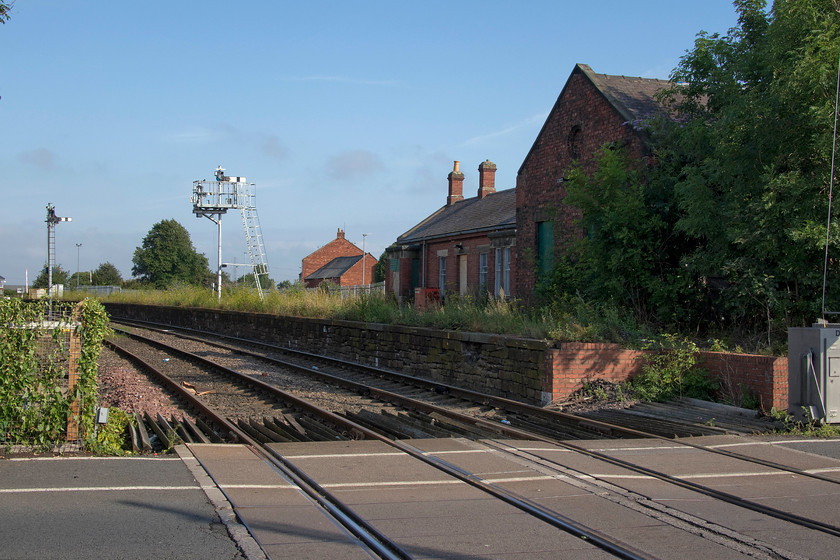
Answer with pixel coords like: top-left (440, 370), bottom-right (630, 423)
top-left (514, 63), bottom-right (670, 299)
top-left (386, 160), bottom-right (516, 303)
top-left (302, 228), bottom-right (377, 288)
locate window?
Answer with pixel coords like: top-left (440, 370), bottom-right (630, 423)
top-left (567, 125), bottom-right (582, 160)
top-left (537, 221), bottom-right (554, 278)
top-left (438, 256), bottom-right (446, 296)
top-left (479, 253), bottom-right (488, 289)
top-left (494, 247), bottom-right (510, 299)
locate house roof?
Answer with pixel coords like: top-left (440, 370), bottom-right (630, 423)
top-left (397, 188), bottom-right (516, 244)
top-left (577, 63), bottom-right (671, 124)
top-left (306, 255), bottom-right (363, 280)
top-left (519, 64), bottom-right (673, 175)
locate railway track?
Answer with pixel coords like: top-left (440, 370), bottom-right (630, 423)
top-left (104, 320), bottom-right (840, 559)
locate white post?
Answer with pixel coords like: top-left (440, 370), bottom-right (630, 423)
top-left (362, 233), bottom-right (369, 288)
top-left (217, 216), bottom-right (223, 302)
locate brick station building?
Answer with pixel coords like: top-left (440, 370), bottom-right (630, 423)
top-left (514, 63), bottom-right (670, 299)
top-left (386, 64), bottom-right (672, 303)
top-left (386, 160), bottom-right (516, 305)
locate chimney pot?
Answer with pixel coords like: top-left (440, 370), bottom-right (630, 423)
top-left (477, 159), bottom-right (497, 199)
top-left (447, 160), bottom-right (465, 205)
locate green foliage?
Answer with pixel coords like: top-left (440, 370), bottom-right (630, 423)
top-left (132, 219), bottom-right (211, 288)
top-left (0, 2), bottom-right (12, 24)
top-left (373, 250), bottom-right (388, 283)
top-left (631, 334), bottom-right (718, 401)
top-left (92, 262), bottom-right (123, 285)
top-left (655, 0), bottom-right (840, 333)
top-left (770, 406), bottom-right (840, 437)
top-left (87, 407), bottom-right (133, 455)
top-left (0, 299), bottom-right (109, 450)
top-left (535, 1), bottom-right (840, 347)
top-left (77, 299), bottom-right (111, 446)
top-left (31, 265), bottom-right (69, 289)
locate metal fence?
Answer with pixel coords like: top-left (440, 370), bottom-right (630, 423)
top-left (78, 285), bottom-right (123, 297)
top-left (308, 281), bottom-right (386, 300)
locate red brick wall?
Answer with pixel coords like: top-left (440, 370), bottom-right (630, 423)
top-left (514, 68), bottom-right (650, 299)
top-left (337, 255), bottom-right (378, 286)
top-left (301, 230), bottom-right (363, 281)
top-left (546, 342), bottom-right (788, 410)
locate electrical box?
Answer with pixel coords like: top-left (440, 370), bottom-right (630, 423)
top-left (788, 322), bottom-right (840, 423)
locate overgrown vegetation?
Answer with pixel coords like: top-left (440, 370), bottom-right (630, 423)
top-left (0, 298), bottom-right (110, 451)
top-left (770, 407), bottom-right (840, 437)
top-left (631, 335), bottom-right (718, 402)
top-left (539, 0), bottom-right (840, 352)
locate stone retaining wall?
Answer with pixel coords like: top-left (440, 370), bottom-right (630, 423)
top-left (104, 303), bottom-right (789, 409)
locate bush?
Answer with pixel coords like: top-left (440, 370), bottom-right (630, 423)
top-left (631, 334), bottom-right (717, 401)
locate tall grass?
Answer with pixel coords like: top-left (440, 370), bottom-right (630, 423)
top-left (93, 284), bottom-right (647, 343)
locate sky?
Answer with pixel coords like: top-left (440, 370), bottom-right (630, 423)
top-left (0, 1), bottom-right (741, 286)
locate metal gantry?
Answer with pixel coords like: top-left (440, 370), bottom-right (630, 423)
top-left (191, 167), bottom-right (270, 301)
top-left (45, 203), bottom-right (71, 309)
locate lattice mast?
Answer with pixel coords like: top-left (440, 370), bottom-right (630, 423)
top-left (45, 203), bottom-right (71, 310)
top-left (191, 166), bottom-right (270, 301)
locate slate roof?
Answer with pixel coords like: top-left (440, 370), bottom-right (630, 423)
top-left (577, 63), bottom-right (672, 124)
top-left (397, 188), bottom-right (516, 245)
top-left (306, 255), bottom-right (362, 280)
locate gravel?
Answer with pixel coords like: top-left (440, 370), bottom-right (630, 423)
top-left (97, 347), bottom-right (193, 421)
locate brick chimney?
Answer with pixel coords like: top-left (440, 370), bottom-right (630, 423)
top-left (337, 228), bottom-right (345, 239)
top-left (447, 160), bottom-right (464, 206)
top-left (477, 160), bottom-right (497, 199)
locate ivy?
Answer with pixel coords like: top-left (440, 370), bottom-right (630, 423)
top-left (0, 299), bottom-right (110, 451)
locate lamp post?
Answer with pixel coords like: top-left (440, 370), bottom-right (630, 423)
top-left (76, 243), bottom-right (82, 288)
top-left (362, 233), bottom-right (369, 287)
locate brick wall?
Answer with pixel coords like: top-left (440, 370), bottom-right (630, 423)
top-left (301, 228), bottom-right (363, 281)
top-left (547, 342), bottom-right (788, 410)
top-left (514, 67), bottom-right (650, 300)
top-left (104, 303), bottom-right (789, 410)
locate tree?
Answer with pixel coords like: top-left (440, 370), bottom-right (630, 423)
top-left (373, 249), bottom-right (388, 283)
top-left (131, 219), bottom-right (211, 288)
top-left (69, 271), bottom-right (92, 288)
top-left (92, 262), bottom-right (123, 286)
top-left (1, 2), bottom-right (13, 24)
top-left (657, 0), bottom-right (840, 331)
top-left (32, 265), bottom-right (69, 289)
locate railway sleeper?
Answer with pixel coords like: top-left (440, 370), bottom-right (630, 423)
top-left (133, 412), bottom-right (152, 452)
top-left (235, 418), bottom-right (273, 444)
top-left (377, 409), bottom-right (441, 439)
top-left (399, 410), bottom-right (457, 438)
top-left (427, 412), bottom-right (503, 439)
top-left (259, 418), bottom-right (301, 443)
top-left (181, 417), bottom-right (212, 444)
top-left (280, 412), bottom-right (310, 438)
top-left (194, 416), bottom-right (225, 443)
top-left (170, 416), bottom-right (195, 444)
top-left (269, 417), bottom-right (311, 443)
top-left (294, 414), bottom-right (347, 441)
top-left (343, 410), bottom-right (409, 440)
top-left (247, 418), bottom-right (288, 443)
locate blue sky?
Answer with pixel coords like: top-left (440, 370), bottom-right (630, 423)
top-left (0, 1), bottom-right (740, 286)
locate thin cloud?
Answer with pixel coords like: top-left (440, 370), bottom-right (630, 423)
top-left (325, 150), bottom-right (384, 182)
top-left (262, 135), bottom-right (289, 160)
top-left (18, 148), bottom-right (60, 170)
top-left (459, 112), bottom-right (548, 147)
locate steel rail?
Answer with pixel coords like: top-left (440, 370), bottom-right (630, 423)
top-left (112, 319), bottom-right (840, 487)
top-left (111, 322), bottom-right (840, 541)
top-left (109, 327), bottom-right (659, 559)
top-left (105, 337), bottom-right (412, 560)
